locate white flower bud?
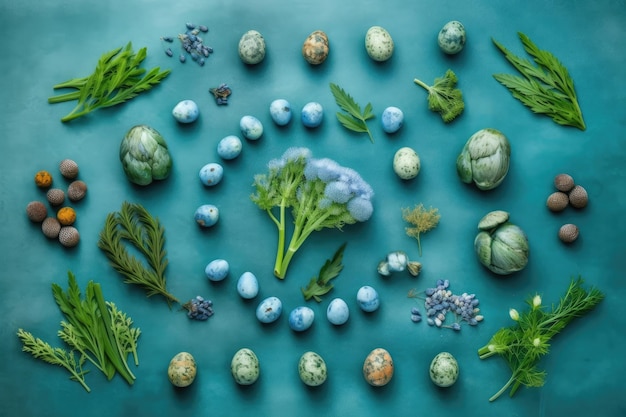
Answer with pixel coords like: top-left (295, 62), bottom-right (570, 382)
top-left (509, 308), bottom-right (520, 321)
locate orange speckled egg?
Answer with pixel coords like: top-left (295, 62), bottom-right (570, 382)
top-left (362, 348), bottom-right (394, 386)
top-left (302, 30), bottom-right (330, 65)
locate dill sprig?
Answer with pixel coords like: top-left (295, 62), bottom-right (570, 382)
top-left (477, 277), bottom-right (604, 401)
top-left (402, 204), bottom-right (441, 256)
top-left (330, 83), bottom-right (375, 143)
top-left (98, 201), bottom-right (180, 306)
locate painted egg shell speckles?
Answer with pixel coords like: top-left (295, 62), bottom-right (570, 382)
top-left (240, 115), bottom-right (264, 140)
top-left (393, 147), bottom-right (421, 180)
top-left (198, 162), bottom-right (223, 186)
top-left (438, 21), bottom-right (466, 55)
top-left (298, 351), bottom-right (327, 386)
top-left (194, 204), bottom-right (219, 227)
top-left (172, 99), bottom-right (199, 123)
top-left (168, 352), bottom-right (197, 387)
top-left (269, 99), bottom-right (292, 126)
top-left (357, 285), bottom-right (380, 312)
top-left (256, 296), bottom-right (282, 323)
top-left (288, 306), bottom-right (315, 332)
top-left (238, 30), bottom-right (266, 64)
top-left (363, 348), bottom-right (394, 386)
top-left (231, 348), bottom-right (260, 385)
top-left (429, 352), bottom-right (459, 387)
top-left (302, 30), bottom-right (330, 65)
top-left (217, 135), bottom-right (243, 160)
top-left (365, 26), bottom-right (394, 61)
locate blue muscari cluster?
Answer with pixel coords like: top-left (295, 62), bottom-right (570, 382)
top-left (161, 22), bottom-right (212, 66)
top-left (412, 279), bottom-right (483, 331)
top-left (186, 296), bottom-right (214, 321)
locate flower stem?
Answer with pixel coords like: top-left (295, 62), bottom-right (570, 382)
top-left (489, 375), bottom-right (515, 402)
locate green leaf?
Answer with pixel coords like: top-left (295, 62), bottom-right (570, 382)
top-left (330, 83), bottom-right (375, 142)
top-left (301, 243), bottom-right (346, 302)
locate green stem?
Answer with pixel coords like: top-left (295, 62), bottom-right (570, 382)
top-left (48, 91), bottom-right (82, 104)
top-left (272, 203), bottom-right (287, 279)
top-left (489, 375), bottom-right (516, 402)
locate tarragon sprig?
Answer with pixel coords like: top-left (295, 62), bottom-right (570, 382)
top-left (301, 243), bottom-right (346, 302)
top-left (492, 32), bottom-right (585, 130)
top-left (330, 83), bottom-right (375, 143)
top-left (48, 42), bottom-right (170, 122)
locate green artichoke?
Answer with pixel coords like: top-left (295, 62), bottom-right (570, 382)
top-left (120, 125), bottom-right (173, 186)
top-left (474, 210), bottom-right (529, 275)
top-left (456, 128), bottom-right (510, 190)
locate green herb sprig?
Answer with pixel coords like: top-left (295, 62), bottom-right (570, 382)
top-left (330, 83), bottom-right (375, 143)
top-left (492, 32), bottom-right (585, 130)
top-left (48, 42), bottom-right (170, 122)
top-left (402, 204), bottom-right (441, 256)
top-left (477, 277), bottom-right (604, 401)
top-left (301, 243), bottom-right (346, 302)
top-left (98, 201), bottom-right (180, 306)
top-left (413, 69), bottom-right (465, 123)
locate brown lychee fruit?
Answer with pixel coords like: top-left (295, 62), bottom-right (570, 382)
top-left (67, 180), bottom-right (87, 202)
top-left (46, 188), bottom-right (66, 206)
top-left (568, 185), bottom-right (588, 209)
top-left (59, 226), bottom-right (80, 247)
top-left (26, 201), bottom-right (48, 222)
top-left (59, 159), bottom-right (79, 179)
top-left (546, 191), bottom-right (569, 212)
top-left (42, 217), bottom-right (61, 238)
top-left (558, 223), bottom-right (579, 243)
top-left (554, 173), bottom-right (575, 192)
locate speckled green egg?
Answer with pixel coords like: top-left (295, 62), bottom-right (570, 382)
top-left (231, 348), bottom-right (260, 385)
top-left (365, 26), bottom-right (394, 61)
top-left (393, 147), bottom-right (421, 180)
top-left (438, 21), bottom-right (466, 54)
top-left (298, 351), bottom-right (327, 386)
top-left (429, 352), bottom-right (459, 387)
top-left (167, 352), bottom-right (197, 387)
top-left (238, 30), bottom-right (266, 64)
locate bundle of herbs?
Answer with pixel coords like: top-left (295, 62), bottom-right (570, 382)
top-left (17, 272), bottom-right (141, 392)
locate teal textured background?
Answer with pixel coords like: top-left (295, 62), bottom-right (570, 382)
top-left (1, 0), bottom-right (624, 416)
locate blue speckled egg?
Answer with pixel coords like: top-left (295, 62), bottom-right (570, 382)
top-left (269, 99), bottom-right (292, 126)
top-left (199, 163), bottom-right (224, 186)
top-left (357, 285), bottom-right (380, 312)
top-left (194, 204), bottom-right (219, 227)
top-left (205, 259), bottom-right (229, 281)
top-left (172, 99), bottom-right (199, 123)
top-left (237, 272), bottom-right (259, 299)
top-left (240, 115), bottom-right (264, 140)
top-left (217, 135), bottom-right (243, 160)
top-left (238, 30), bottom-right (266, 65)
top-left (301, 102), bottom-right (324, 128)
top-left (381, 106), bottom-right (404, 133)
top-left (289, 306), bottom-right (315, 332)
top-left (326, 298), bottom-right (350, 325)
top-left (438, 21), bottom-right (466, 55)
top-left (256, 296), bottom-right (282, 323)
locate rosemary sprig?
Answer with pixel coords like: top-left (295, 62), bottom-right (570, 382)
top-left (98, 201), bottom-right (180, 306)
top-left (477, 277), bottom-right (604, 401)
top-left (301, 243), bottom-right (346, 302)
top-left (330, 83), bottom-right (375, 143)
top-left (492, 32), bottom-right (585, 130)
top-left (48, 42), bottom-right (170, 122)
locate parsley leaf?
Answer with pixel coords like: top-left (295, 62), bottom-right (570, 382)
top-left (492, 32), bottom-right (585, 130)
top-left (330, 83), bottom-right (375, 143)
top-left (301, 243), bottom-right (346, 302)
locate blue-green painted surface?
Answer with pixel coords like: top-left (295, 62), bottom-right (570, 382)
top-left (1, 1), bottom-right (624, 416)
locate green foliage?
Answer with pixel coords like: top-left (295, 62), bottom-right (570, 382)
top-left (48, 42), bottom-right (170, 122)
top-left (301, 243), bottom-right (347, 302)
top-left (402, 204), bottom-right (441, 256)
top-left (477, 277), bottom-right (604, 401)
top-left (330, 83), bottom-right (375, 143)
top-left (492, 32), bottom-right (585, 130)
top-left (414, 69), bottom-right (464, 123)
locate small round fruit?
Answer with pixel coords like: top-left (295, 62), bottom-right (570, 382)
top-left (26, 201), bottom-right (47, 222)
top-left (46, 188), bottom-right (65, 206)
top-left (194, 204), bottom-right (219, 227)
top-left (59, 159), bottom-right (79, 179)
top-left (554, 173), bottom-right (575, 192)
top-left (217, 136), bottom-right (243, 160)
top-left (559, 223), bottom-right (579, 243)
top-left (57, 207), bottom-right (76, 226)
top-left (58, 226), bottom-right (80, 247)
top-left (34, 170), bottom-right (53, 188)
top-left (381, 106), bottom-right (404, 133)
top-left (546, 191), bottom-right (569, 212)
top-left (568, 185), bottom-right (588, 208)
top-left (357, 285), bottom-right (380, 312)
top-left (429, 352), bottom-right (459, 387)
top-left (199, 163), bottom-right (224, 186)
top-left (438, 21), bottom-right (466, 54)
top-left (41, 217), bottom-right (61, 238)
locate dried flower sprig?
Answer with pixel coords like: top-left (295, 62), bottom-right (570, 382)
top-left (402, 204), bottom-right (440, 256)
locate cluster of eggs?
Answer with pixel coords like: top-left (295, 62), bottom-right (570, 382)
top-left (546, 173), bottom-right (588, 243)
top-left (26, 159), bottom-right (87, 247)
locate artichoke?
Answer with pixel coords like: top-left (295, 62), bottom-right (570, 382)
top-left (120, 125), bottom-right (173, 186)
top-left (456, 128), bottom-right (510, 190)
top-left (474, 210), bottom-right (529, 275)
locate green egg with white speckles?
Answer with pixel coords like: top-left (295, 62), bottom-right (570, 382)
top-left (429, 352), bottom-right (459, 387)
top-left (365, 26), bottom-right (394, 61)
top-left (393, 147), bottom-right (421, 180)
top-left (298, 351), bottom-right (327, 386)
top-left (231, 348), bottom-right (260, 385)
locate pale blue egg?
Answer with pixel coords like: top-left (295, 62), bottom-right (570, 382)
top-left (381, 106), bottom-right (404, 133)
top-left (172, 99), bottom-right (199, 123)
top-left (205, 259), bottom-right (229, 281)
top-left (357, 285), bottom-right (380, 312)
top-left (269, 99), bottom-right (292, 126)
top-left (289, 306), bottom-right (315, 331)
top-left (326, 298), bottom-right (350, 325)
top-left (301, 102), bottom-right (324, 128)
top-left (217, 135), bottom-right (243, 160)
top-left (194, 204), bottom-right (219, 227)
top-left (237, 272), bottom-right (259, 299)
top-left (239, 115), bottom-right (264, 140)
top-left (256, 296), bottom-right (282, 323)
top-left (198, 163), bottom-right (224, 186)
